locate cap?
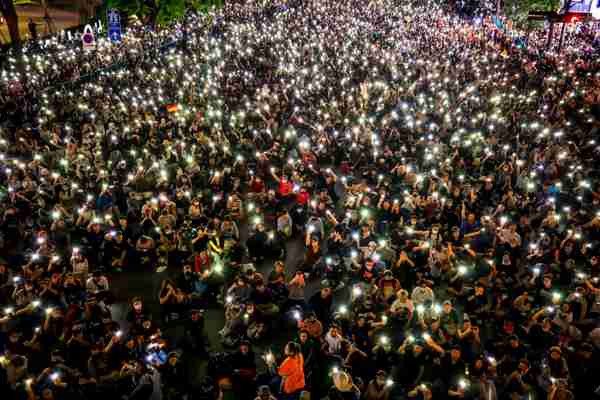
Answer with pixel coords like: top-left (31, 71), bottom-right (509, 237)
top-left (443, 300), bottom-right (452, 306)
top-left (549, 346), bottom-right (561, 355)
top-left (321, 279), bottom-right (332, 289)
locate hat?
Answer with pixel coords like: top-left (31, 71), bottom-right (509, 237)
top-left (321, 279), bottom-right (332, 289)
top-left (333, 371), bottom-right (354, 391)
top-left (549, 346), bottom-right (561, 355)
top-left (443, 300), bottom-right (452, 306)
top-left (509, 334), bottom-right (519, 342)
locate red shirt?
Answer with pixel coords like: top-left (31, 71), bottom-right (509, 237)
top-left (279, 179), bottom-right (293, 196)
top-left (296, 190), bottom-right (309, 205)
top-left (250, 180), bottom-right (265, 193)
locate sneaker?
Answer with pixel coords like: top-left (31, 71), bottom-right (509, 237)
top-left (156, 265), bottom-right (168, 273)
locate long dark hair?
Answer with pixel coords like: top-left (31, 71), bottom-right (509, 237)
top-left (285, 341), bottom-right (301, 357)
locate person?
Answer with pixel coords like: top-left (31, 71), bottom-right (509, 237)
top-left (255, 385), bottom-right (277, 400)
top-left (159, 352), bottom-right (187, 400)
top-left (230, 341), bottom-right (257, 391)
top-left (328, 370), bottom-right (361, 400)
top-left (364, 370), bottom-right (392, 400)
top-left (264, 341), bottom-right (305, 398)
top-left (28, 18), bottom-right (37, 41)
top-left (308, 280), bottom-right (333, 324)
top-left (297, 311), bottom-right (323, 339)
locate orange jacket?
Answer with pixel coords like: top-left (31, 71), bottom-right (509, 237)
top-left (278, 354), bottom-right (305, 394)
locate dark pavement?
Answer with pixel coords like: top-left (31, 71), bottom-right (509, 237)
top-left (108, 216), bottom-right (351, 395)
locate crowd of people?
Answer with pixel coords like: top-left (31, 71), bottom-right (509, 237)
top-left (1, 0), bottom-right (600, 399)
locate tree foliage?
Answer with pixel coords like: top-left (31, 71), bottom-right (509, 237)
top-left (503, 0), bottom-right (561, 27)
top-left (0, 0), bottom-right (21, 49)
top-left (104, 0), bottom-right (222, 26)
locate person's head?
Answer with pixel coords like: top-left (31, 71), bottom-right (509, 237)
top-left (131, 298), bottom-right (143, 312)
top-left (543, 275), bottom-right (553, 288)
top-left (8, 330), bottom-right (19, 343)
top-left (375, 370), bottom-right (386, 386)
top-left (168, 352), bottom-right (178, 366)
top-left (284, 341), bottom-right (300, 357)
top-left (299, 330), bottom-right (309, 343)
top-left (451, 226), bottom-right (460, 239)
top-left (321, 280), bottom-right (332, 297)
top-left (549, 346), bottom-right (562, 361)
top-left (330, 325), bottom-right (339, 337)
top-left (443, 300), bottom-right (452, 313)
top-left (254, 275), bottom-right (265, 289)
top-left (450, 347), bottom-right (461, 362)
top-left (509, 335), bottom-right (519, 348)
top-left (333, 370), bottom-right (353, 392)
top-left (274, 261), bottom-right (284, 272)
top-left (397, 288), bottom-right (408, 300)
top-left (311, 236), bottom-right (319, 247)
top-left (257, 385), bottom-right (272, 399)
top-left (467, 213), bottom-right (476, 224)
top-left (356, 315), bottom-right (366, 327)
top-left (41, 388), bottom-right (54, 400)
top-left (518, 358), bottom-right (529, 373)
top-left (239, 341), bottom-right (250, 354)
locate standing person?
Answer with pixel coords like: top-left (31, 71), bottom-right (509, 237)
top-left (28, 18), bottom-right (37, 41)
top-left (308, 280), bottom-right (333, 324)
top-left (264, 341), bottom-right (305, 399)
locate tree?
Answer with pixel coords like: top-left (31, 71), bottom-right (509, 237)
top-left (502, 0), bottom-right (560, 28)
top-left (156, 0), bottom-right (185, 25)
top-left (104, 0), bottom-right (220, 26)
top-left (0, 0), bottom-right (21, 51)
top-left (77, 0), bottom-right (103, 24)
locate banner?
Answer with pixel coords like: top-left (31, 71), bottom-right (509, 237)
top-left (82, 25), bottom-right (96, 49)
top-left (107, 9), bottom-right (122, 43)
